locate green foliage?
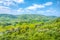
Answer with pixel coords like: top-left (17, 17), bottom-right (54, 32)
top-left (0, 14), bottom-right (60, 40)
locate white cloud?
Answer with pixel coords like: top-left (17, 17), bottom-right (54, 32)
top-left (4, 1), bottom-right (13, 6)
top-left (0, 5), bottom-right (24, 14)
top-left (46, 9), bottom-right (57, 13)
top-left (26, 4), bottom-right (45, 10)
top-left (17, 8), bottom-right (24, 13)
top-left (0, 0), bottom-right (14, 6)
top-left (13, 0), bottom-right (24, 3)
top-left (45, 9), bottom-right (59, 16)
top-left (0, 0), bottom-right (24, 7)
top-left (0, 0), bottom-right (3, 3)
top-left (0, 6), bottom-right (11, 13)
top-left (37, 10), bottom-right (57, 16)
top-left (44, 2), bottom-right (53, 6)
top-left (0, 6), bottom-right (10, 11)
top-left (26, 2), bottom-right (53, 10)
top-left (0, 1), bottom-right (55, 15)
top-left (4, 0), bottom-right (24, 3)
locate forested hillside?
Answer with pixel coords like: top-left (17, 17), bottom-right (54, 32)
top-left (0, 14), bottom-right (60, 40)
top-left (0, 14), bottom-right (56, 26)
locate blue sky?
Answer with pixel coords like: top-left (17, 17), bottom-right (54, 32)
top-left (0, 0), bottom-right (60, 16)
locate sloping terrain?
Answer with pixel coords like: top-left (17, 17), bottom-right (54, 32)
top-left (0, 14), bottom-right (60, 40)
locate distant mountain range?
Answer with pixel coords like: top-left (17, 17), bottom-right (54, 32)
top-left (0, 14), bottom-right (57, 23)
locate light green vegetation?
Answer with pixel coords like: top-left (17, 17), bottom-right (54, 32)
top-left (0, 14), bottom-right (60, 40)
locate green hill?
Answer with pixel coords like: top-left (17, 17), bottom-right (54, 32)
top-left (0, 14), bottom-right (56, 22)
top-left (0, 14), bottom-right (60, 40)
top-left (0, 14), bottom-right (56, 26)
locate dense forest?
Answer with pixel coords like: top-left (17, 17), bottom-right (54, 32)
top-left (0, 14), bottom-right (60, 40)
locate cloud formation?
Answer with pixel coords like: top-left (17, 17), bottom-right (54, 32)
top-left (26, 4), bottom-right (45, 10)
top-left (26, 2), bottom-right (53, 10)
top-left (13, 0), bottom-right (24, 3)
top-left (44, 2), bottom-right (53, 6)
top-left (0, 1), bottom-right (53, 14)
top-left (0, 6), bottom-right (11, 13)
top-left (0, 0), bottom-right (59, 16)
top-left (0, 0), bottom-right (24, 6)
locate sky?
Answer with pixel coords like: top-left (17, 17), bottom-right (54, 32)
top-left (0, 0), bottom-right (60, 16)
